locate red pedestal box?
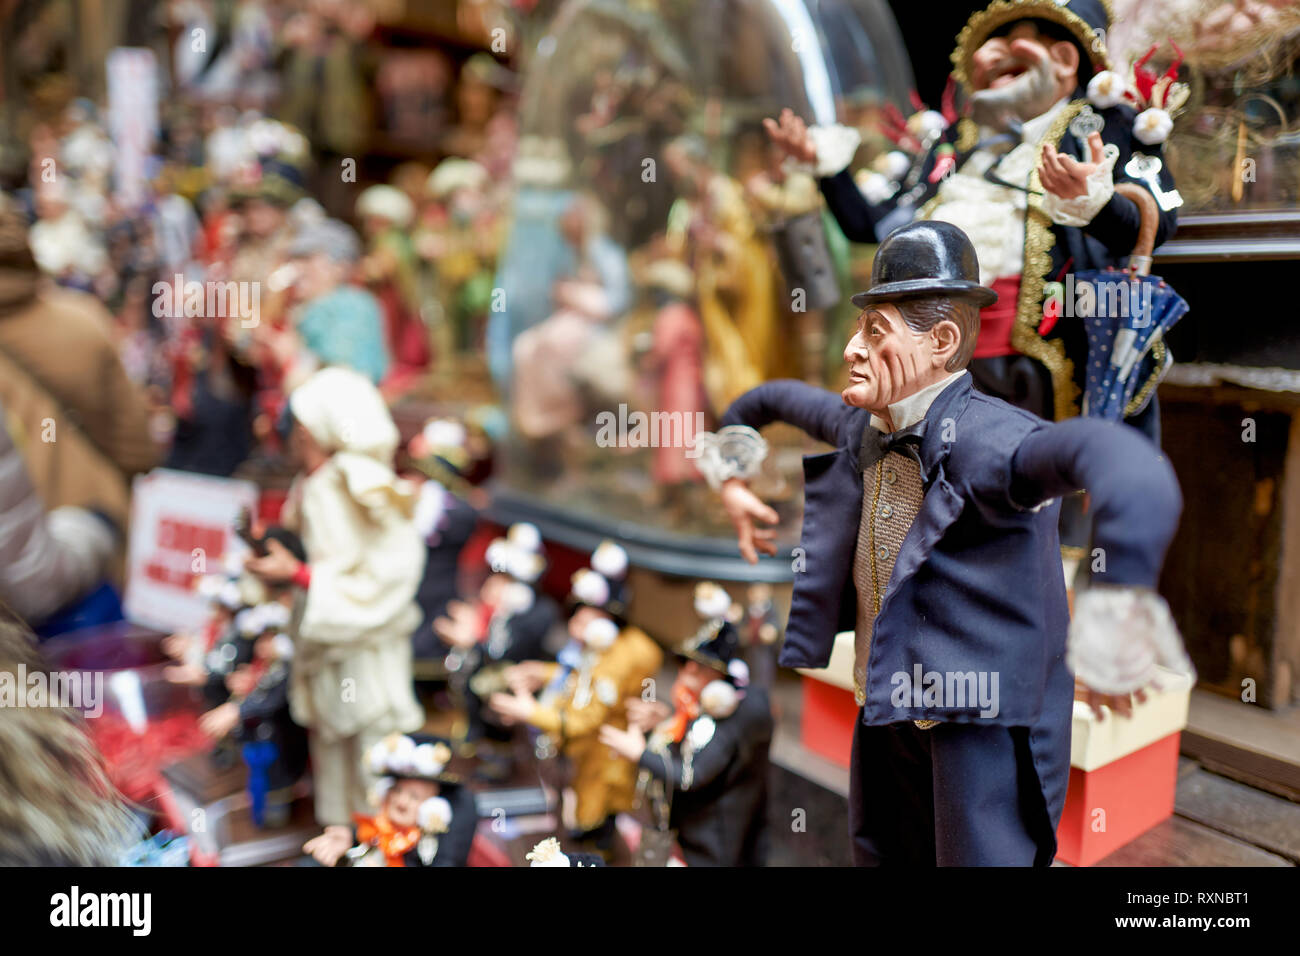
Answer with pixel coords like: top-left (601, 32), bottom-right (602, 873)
top-left (1054, 730), bottom-right (1181, 867)
top-left (797, 635), bottom-right (1191, 865)
top-left (800, 674), bottom-right (857, 768)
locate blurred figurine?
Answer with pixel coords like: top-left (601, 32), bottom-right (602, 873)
top-left (433, 522), bottom-right (558, 779)
top-left (490, 541), bottom-right (662, 858)
top-left (638, 250), bottom-right (707, 503)
top-left (407, 418), bottom-right (483, 664)
top-left (741, 582), bottom-right (782, 690)
top-left (356, 184), bottom-right (429, 398)
top-left (305, 734), bottom-right (477, 867)
top-left (664, 136), bottom-right (778, 411)
top-left (600, 588), bottom-right (773, 867)
top-left (418, 158), bottom-right (500, 360)
top-left (245, 367), bottom-right (425, 836)
top-left (165, 529), bottom-right (309, 828)
top-left (510, 194), bottom-right (630, 446)
top-left (199, 600), bottom-right (305, 829)
top-left (274, 217), bottom-right (390, 389)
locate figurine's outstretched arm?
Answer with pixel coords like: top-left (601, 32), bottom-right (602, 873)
top-left (819, 168), bottom-right (891, 244)
top-left (1008, 418), bottom-right (1193, 695)
top-left (1009, 418), bottom-right (1181, 585)
top-left (720, 379), bottom-right (857, 448)
top-left (707, 380), bottom-right (857, 564)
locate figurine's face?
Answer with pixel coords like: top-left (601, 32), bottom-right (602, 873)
top-left (679, 659), bottom-right (724, 696)
top-left (288, 420), bottom-right (331, 474)
top-left (240, 198), bottom-right (285, 239)
top-left (969, 21), bottom-right (1080, 123)
top-left (293, 252), bottom-right (344, 302)
top-left (568, 605), bottom-right (607, 642)
top-left (384, 779), bottom-right (439, 828)
top-left (480, 573), bottom-right (511, 607)
top-left (842, 303), bottom-right (959, 419)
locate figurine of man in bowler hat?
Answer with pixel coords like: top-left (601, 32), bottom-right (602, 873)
top-left (697, 219), bottom-right (1192, 866)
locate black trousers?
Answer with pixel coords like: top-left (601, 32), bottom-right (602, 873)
top-left (848, 718), bottom-right (1056, 867)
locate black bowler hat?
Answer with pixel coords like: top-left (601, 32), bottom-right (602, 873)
top-left (851, 220), bottom-right (998, 310)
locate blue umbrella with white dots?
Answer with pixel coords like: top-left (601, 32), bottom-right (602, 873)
top-left (1075, 183), bottom-right (1189, 422)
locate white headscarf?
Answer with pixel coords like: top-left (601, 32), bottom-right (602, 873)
top-left (288, 367), bottom-right (415, 517)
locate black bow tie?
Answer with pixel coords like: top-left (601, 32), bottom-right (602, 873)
top-left (859, 420), bottom-right (927, 471)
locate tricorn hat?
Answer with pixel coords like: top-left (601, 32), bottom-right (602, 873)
top-left (851, 220), bottom-right (998, 309)
top-left (366, 733), bottom-right (460, 786)
top-left (950, 0), bottom-right (1113, 94)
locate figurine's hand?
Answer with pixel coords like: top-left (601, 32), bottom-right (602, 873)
top-left (1074, 677), bottom-right (1148, 722)
top-left (625, 697), bottom-right (671, 734)
top-left (721, 478), bottom-right (780, 565)
top-left (489, 690), bottom-right (536, 725)
top-left (762, 108), bottom-right (818, 165)
top-left (160, 632), bottom-right (193, 661)
top-left (433, 600), bottom-right (480, 650)
top-left (504, 661), bottom-right (549, 694)
top-left (225, 665), bottom-right (259, 698)
top-left (1040, 131), bottom-right (1106, 200)
top-left (598, 724), bottom-right (647, 762)
top-left (245, 538), bottom-right (302, 585)
top-left (1067, 585), bottom-right (1193, 721)
top-left (304, 825), bottom-right (354, 867)
top-left (163, 662), bottom-right (207, 686)
top-left (198, 701), bottom-right (241, 740)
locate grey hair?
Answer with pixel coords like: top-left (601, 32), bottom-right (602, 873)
top-left (894, 296), bottom-right (981, 372)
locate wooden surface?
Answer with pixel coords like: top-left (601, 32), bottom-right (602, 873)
top-left (1158, 399), bottom-right (1292, 709)
top-left (1182, 689), bottom-right (1300, 800)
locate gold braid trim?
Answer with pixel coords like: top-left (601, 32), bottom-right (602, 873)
top-left (1124, 338), bottom-right (1167, 418)
top-left (956, 118), bottom-right (979, 154)
top-left (915, 193), bottom-right (943, 222)
top-left (950, 0), bottom-right (1112, 93)
top-left (1008, 99), bottom-right (1087, 422)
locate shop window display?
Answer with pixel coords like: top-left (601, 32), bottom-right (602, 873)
top-left (1110, 0), bottom-right (1300, 214)
top-left (490, 0), bottom-right (915, 566)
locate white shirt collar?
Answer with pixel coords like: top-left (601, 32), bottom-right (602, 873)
top-left (1021, 96), bottom-right (1072, 145)
top-left (869, 370), bottom-right (968, 433)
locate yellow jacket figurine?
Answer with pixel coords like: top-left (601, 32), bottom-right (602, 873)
top-left (492, 540), bottom-right (662, 853)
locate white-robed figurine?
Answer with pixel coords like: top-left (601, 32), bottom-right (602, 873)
top-left (245, 367), bottom-right (425, 839)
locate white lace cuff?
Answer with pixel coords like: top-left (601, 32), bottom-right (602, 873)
top-left (787, 124), bottom-right (861, 179)
top-left (1040, 144), bottom-right (1118, 227)
top-left (693, 426), bottom-right (769, 491)
top-left (1067, 586), bottom-right (1194, 695)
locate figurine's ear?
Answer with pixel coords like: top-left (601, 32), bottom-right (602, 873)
top-left (1047, 40), bottom-right (1080, 84)
top-left (930, 319), bottom-right (961, 369)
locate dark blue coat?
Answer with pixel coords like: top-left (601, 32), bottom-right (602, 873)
top-left (721, 374), bottom-right (1182, 730)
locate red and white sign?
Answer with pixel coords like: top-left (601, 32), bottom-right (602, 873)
top-left (124, 469), bottom-right (259, 632)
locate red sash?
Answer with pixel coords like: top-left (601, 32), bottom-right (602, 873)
top-left (973, 275), bottom-right (1024, 359)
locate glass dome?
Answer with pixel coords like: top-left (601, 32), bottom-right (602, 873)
top-left (488, 0), bottom-right (915, 577)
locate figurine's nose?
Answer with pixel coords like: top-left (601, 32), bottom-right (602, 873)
top-left (845, 331), bottom-right (869, 364)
